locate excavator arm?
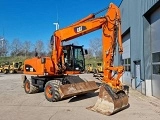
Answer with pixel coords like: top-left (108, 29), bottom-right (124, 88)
top-left (52, 3), bottom-right (122, 76)
top-left (52, 3), bottom-right (124, 89)
top-left (51, 3), bottom-right (129, 115)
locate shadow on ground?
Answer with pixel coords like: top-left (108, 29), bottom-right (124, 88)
top-left (68, 92), bottom-right (99, 103)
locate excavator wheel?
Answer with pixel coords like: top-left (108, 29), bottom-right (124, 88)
top-left (44, 80), bottom-right (62, 102)
top-left (24, 79), bottom-right (39, 94)
top-left (87, 84), bottom-right (129, 115)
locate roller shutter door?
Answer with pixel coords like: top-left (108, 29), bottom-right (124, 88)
top-left (122, 32), bottom-right (131, 86)
top-left (150, 7), bottom-right (160, 99)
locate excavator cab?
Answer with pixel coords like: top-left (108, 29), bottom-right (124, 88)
top-left (63, 44), bottom-right (85, 73)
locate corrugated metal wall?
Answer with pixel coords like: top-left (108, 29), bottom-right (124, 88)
top-left (119, 0), bottom-right (159, 94)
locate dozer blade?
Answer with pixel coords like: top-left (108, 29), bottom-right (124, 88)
top-left (59, 81), bottom-right (99, 99)
top-left (87, 84), bottom-right (129, 115)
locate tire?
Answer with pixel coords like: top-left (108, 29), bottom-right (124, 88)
top-left (9, 69), bottom-right (14, 74)
top-left (44, 80), bottom-right (62, 102)
top-left (3, 69), bottom-right (8, 74)
top-left (94, 69), bottom-right (98, 74)
top-left (24, 79), bottom-right (39, 94)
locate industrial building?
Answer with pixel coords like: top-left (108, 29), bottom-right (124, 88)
top-left (119, 0), bottom-right (160, 99)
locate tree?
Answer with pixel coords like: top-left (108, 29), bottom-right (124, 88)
top-left (47, 41), bottom-right (52, 56)
top-left (22, 40), bottom-right (31, 57)
top-left (0, 37), bottom-right (9, 56)
top-left (35, 40), bottom-right (45, 56)
top-left (85, 48), bottom-right (93, 59)
top-left (96, 49), bottom-right (102, 60)
top-left (89, 38), bottom-right (102, 59)
top-left (10, 38), bottom-right (23, 56)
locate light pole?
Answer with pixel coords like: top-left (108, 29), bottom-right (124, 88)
top-left (0, 38), bottom-right (5, 56)
top-left (0, 38), bottom-right (4, 47)
top-left (53, 22), bottom-right (60, 48)
top-left (53, 22), bottom-right (59, 30)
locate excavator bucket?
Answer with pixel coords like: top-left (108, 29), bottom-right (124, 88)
top-left (59, 81), bottom-right (99, 99)
top-left (87, 84), bottom-right (129, 115)
top-left (44, 76), bottom-right (99, 102)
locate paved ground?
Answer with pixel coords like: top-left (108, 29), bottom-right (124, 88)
top-left (0, 73), bottom-right (160, 120)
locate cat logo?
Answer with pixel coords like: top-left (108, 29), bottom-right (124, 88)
top-left (74, 26), bottom-right (87, 33)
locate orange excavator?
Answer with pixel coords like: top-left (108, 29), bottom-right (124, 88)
top-left (22, 3), bottom-right (129, 115)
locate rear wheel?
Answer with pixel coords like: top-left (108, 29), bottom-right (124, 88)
top-left (24, 79), bottom-right (39, 94)
top-left (44, 80), bottom-right (62, 102)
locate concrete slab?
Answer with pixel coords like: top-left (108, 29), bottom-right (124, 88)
top-left (0, 73), bottom-right (160, 120)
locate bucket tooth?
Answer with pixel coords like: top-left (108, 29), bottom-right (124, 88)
top-left (59, 81), bottom-right (99, 99)
top-left (87, 85), bottom-right (129, 115)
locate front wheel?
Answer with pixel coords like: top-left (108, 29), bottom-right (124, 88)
top-left (94, 69), bottom-right (98, 74)
top-left (44, 80), bottom-right (62, 102)
top-left (3, 69), bottom-right (9, 74)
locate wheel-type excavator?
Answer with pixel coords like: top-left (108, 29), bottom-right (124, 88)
top-left (22, 3), bottom-right (129, 115)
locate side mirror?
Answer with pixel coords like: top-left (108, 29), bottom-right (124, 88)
top-left (84, 49), bottom-right (88, 55)
top-left (50, 35), bottom-right (54, 45)
top-left (63, 50), bottom-right (67, 53)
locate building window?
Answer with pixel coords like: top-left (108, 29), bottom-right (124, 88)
top-left (123, 58), bottom-right (131, 71)
top-left (153, 64), bottom-right (160, 74)
top-left (152, 52), bottom-right (160, 74)
top-left (152, 52), bottom-right (160, 62)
